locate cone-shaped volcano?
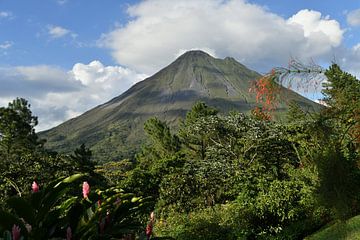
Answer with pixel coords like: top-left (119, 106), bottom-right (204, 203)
top-left (40, 50), bottom-right (319, 162)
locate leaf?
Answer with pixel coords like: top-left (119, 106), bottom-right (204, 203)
top-left (37, 174), bottom-right (87, 221)
top-left (54, 173), bottom-right (85, 187)
top-left (0, 210), bottom-right (28, 238)
top-left (2, 230), bottom-right (12, 240)
top-left (6, 197), bottom-right (36, 225)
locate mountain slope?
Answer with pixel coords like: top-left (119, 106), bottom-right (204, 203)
top-left (40, 50), bottom-right (320, 162)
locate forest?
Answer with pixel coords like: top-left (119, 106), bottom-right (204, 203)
top-left (0, 63), bottom-right (360, 239)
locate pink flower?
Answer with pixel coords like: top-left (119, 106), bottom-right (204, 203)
top-left (82, 182), bottom-right (90, 198)
top-left (32, 181), bottom-right (39, 193)
top-left (12, 224), bottom-right (21, 240)
top-left (150, 212), bottom-right (155, 221)
top-left (146, 222), bottom-right (153, 239)
top-left (66, 226), bottom-right (72, 240)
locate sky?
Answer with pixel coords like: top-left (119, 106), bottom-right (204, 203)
top-left (1, 0), bottom-right (360, 131)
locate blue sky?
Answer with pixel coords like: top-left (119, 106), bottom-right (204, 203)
top-left (0, 0), bottom-right (139, 67)
top-left (1, 0), bottom-right (360, 130)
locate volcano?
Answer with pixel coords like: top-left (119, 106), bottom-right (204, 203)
top-left (40, 50), bottom-right (319, 162)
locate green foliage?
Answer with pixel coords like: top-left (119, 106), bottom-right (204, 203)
top-left (183, 101), bottom-right (218, 124)
top-left (178, 102), bottom-right (219, 160)
top-left (120, 64), bottom-right (360, 239)
top-left (71, 187), bottom-right (152, 239)
top-left (234, 163), bottom-right (327, 239)
top-left (0, 174), bottom-right (151, 239)
top-left (143, 117), bottom-right (181, 161)
top-left (155, 205), bottom-right (245, 240)
top-left (313, 136), bottom-right (360, 220)
top-left (306, 215), bottom-right (360, 240)
top-left (0, 99), bottom-right (100, 202)
top-left (1, 61), bottom-right (360, 239)
top-left (322, 64), bottom-right (360, 145)
top-left (306, 64), bottom-right (360, 220)
top-left (0, 98), bottom-right (41, 157)
top-left (95, 159), bottom-right (135, 185)
top-left (124, 104), bottom-right (326, 238)
top-left (0, 174), bottom-right (86, 239)
top-left (0, 98), bottom-right (47, 200)
top-left (287, 100), bottom-right (308, 122)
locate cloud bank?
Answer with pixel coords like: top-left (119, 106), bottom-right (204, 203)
top-left (100, 0), bottom-right (344, 74)
top-left (0, 62), bottom-right (146, 131)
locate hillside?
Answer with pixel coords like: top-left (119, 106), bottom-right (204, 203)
top-left (40, 50), bottom-right (320, 162)
top-left (305, 215), bottom-right (360, 240)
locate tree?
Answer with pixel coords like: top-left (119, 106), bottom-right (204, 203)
top-left (153, 110), bottom-right (323, 239)
top-left (322, 64), bottom-right (360, 145)
top-left (0, 99), bottom-right (100, 203)
top-left (121, 117), bottom-right (183, 200)
top-left (0, 98), bottom-right (45, 201)
top-left (0, 98), bottom-right (42, 159)
top-left (178, 102), bottom-right (218, 160)
top-left (311, 64), bottom-right (360, 220)
top-left (142, 117), bottom-right (181, 161)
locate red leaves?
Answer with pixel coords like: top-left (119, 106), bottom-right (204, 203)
top-left (251, 106), bottom-right (272, 121)
top-left (249, 69), bottom-right (280, 118)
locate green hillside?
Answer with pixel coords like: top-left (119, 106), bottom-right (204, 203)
top-left (40, 50), bottom-right (320, 162)
top-left (305, 215), bottom-right (360, 240)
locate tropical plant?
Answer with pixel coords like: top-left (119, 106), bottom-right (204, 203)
top-left (0, 174), bottom-right (152, 239)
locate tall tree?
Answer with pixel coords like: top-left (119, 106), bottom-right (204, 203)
top-left (0, 98), bottom-right (42, 159)
top-left (323, 64), bottom-right (360, 145)
top-left (179, 102), bottom-right (218, 160)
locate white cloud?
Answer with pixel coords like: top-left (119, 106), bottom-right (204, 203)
top-left (0, 11), bottom-right (12, 19)
top-left (15, 65), bottom-right (69, 82)
top-left (48, 25), bottom-right (71, 38)
top-left (100, 0), bottom-right (344, 74)
top-left (287, 9), bottom-right (343, 46)
top-left (347, 9), bottom-right (360, 26)
top-left (0, 41), bottom-right (13, 49)
top-left (0, 62), bottom-right (146, 131)
top-left (57, 0), bottom-right (68, 5)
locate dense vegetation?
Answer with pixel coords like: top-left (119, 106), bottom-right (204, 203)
top-left (0, 63), bottom-right (359, 239)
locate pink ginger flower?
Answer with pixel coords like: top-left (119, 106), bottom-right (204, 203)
top-left (145, 222), bottom-right (153, 240)
top-left (150, 212), bottom-right (155, 221)
top-left (66, 226), bottom-right (72, 240)
top-left (12, 224), bottom-right (21, 240)
top-left (82, 182), bottom-right (90, 198)
top-left (32, 181), bottom-right (39, 193)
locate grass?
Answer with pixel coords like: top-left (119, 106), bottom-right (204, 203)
top-left (305, 215), bottom-right (360, 240)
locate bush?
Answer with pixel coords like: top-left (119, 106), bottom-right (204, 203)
top-left (154, 204), bottom-right (246, 240)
